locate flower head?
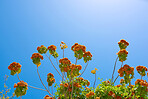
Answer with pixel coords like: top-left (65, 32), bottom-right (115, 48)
top-left (8, 62), bottom-right (22, 75)
top-left (118, 39), bottom-right (129, 49)
top-left (37, 45), bottom-right (48, 54)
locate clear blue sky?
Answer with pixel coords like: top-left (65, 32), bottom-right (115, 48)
top-left (0, 0), bottom-right (148, 98)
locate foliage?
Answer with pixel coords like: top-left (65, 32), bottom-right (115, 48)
top-left (0, 75), bottom-right (15, 99)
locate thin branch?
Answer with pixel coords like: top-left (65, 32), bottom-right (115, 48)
top-left (17, 73), bottom-right (47, 91)
top-left (28, 85), bottom-right (47, 91)
top-left (37, 67), bottom-right (53, 97)
top-left (111, 57), bottom-right (118, 83)
top-left (113, 62), bottom-right (123, 84)
top-left (79, 62), bottom-right (89, 77)
top-left (93, 73), bottom-right (96, 88)
top-left (17, 73), bottom-right (21, 81)
top-left (45, 53), bottom-right (65, 81)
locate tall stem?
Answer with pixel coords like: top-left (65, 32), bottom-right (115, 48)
top-left (45, 54), bottom-right (65, 80)
top-left (93, 73), bottom-right (96, 88)
top-left (111, 57), bottom-right (118, 83)
top-left (79, 62), bottom-right (89, 77)
top-left (37, 67), bottom-right (53, 97)
top-left (113, 62), bottom-right (123, 84)
top-left (71, 58), bottom-right (78, 98)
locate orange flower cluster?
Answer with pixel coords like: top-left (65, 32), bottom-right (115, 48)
top-left (74, 44), bottom-right (86, 53)
top-left (47, 73), bottom-right (55, 86)
top-left (118, 64), bottom-right (134, 77)
top-left (47, 73), bottom-right (54, 77)
top-left (118, 39), bottom-right (129, 46)
top-left (103, 80), bottom-right (110, 85)
top-left (60, 83), bottom-right (72, 92)
top-left (48, 45), bottom-right (57, 51)
top-left (44, 95), bottom-right (53, 99)
top-left (71, 43), bottom-right (86, 53)
top-left (14, 81), bottom-right (28, 88)
top-left (71, 43), bottom-right (79, 50)
top-left (120, 79), bottom-right (124, 84)
top-left (59, 58), bottom-right (71, 65)
top-left (115, 84), bottom-right (121, 87)
top-left (117, 49), bottom-right (128, 55)
top-left (108, 91), bottom-right (116, 98)
top-left (37, 45), bottom-right (44, 50)
top-left (60, 41), bottom-right (68, 49)
top-left (73, 82), bottom-right (81, 88)
top-left (83, 51), bottom-right (92, 57)
top-left (135, 79), bottom-right (148, 87)
top-left (86, 91), bottom-right (95, 98)
top-left (31, 53), bottom-right (43, 60)
top-left (70, 64), bottom-right (82, 71)
top-left (77, 77), bottom-right (84, 81)
top-left (8, 62), bottom-right (21, 71)
top-left (136, 66), bottom-right (147, 72)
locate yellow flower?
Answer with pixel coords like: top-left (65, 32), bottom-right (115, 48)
top-left (91, 70), bottom-right (96, 74)
top-left (95, 68), bottom-right (98, 71)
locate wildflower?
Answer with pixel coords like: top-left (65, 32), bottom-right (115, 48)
top-left (8, 62), bottom-right (22, 75)
top-left (44, 95), bottom-right (53, 99)
top-left (83, 51), bottom-right (92, 63)
top-left (48, 45), bottom-right (57, 51)
top-left (91, 70), bottom-right (96, 74)
top-left (37, 45), bottom-right (48, 54)
top-left (117, 49), bottom-right (128, 62)
top-left (31, 53), bottom-right (43, 67)
top-left (60, 41), bottom-right (68, 49)
top-left (47, 73), bottom-right (55, 86)
top-left (86, 91), bottom-right (94, 98)
top-left (118, 39), bottom-right (129, 49)
top-left (14, 81), bottom-right (28, 97)
top-left (91, 68), bottom-right (98, 74)
top-left (59, 58), bottom-right (71, 65)
top-left (120, 79), bottom-right (124, 84)
top-left (96, 97), bottom-right (100, 99)
top-left (136, 66), bottom-right (147, 76)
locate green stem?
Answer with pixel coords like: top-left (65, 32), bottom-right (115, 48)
top-left (45, 54), bottom-right (65, 80)
top-left (93, 73), bottom-right (96, 88)
top-left (37, 67), bottom-right (53, 97)
top-left (79, 62), bottom-right (89, 77)
top-left (111, 57), bottom-right (118, 83)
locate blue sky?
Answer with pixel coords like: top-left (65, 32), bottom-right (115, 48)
top-left (0, 0), bottom-right (148, 98)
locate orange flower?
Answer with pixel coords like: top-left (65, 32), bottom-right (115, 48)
top-left (83, 51), bottom-right (92, 57)
top-left (118, 39), bottom-right (129, 46)
top-left (108, 91), bottom-right (114, 96)
top-left (120, 79), bottom-right (124, 84)
top-left (135, 79), bottom-right (148, 87)
top-left (71, 43), bottom-right (79, 50)
top-left (59, 58), bottom-right (71, 65)
top-left (48, 45), bottom-right (57, 51)
top-left (117, 49), bottom-right (128, 55)
top-left (8, 62), bottom-right (21, 71)
top-left (37, 45), bottom-right (45, 50)
top-left (31, 53), bottom-right (43, 60)
top-left (115, 84), bottom-right (121, 87)
top-left (14, 81), bottom-right (28, 88)
top-left (86, 91), bottom-right (94, 98)
top-left (47, 73), bottom-right (54, 77)
top-left (64, 83), bottom-right (68, 87)
top-left (44, 95), bottom-right (53, 99)
top-left (87, 81), bottom-right (90, 86)
top-left (136, 66), bottom-right (147, 72)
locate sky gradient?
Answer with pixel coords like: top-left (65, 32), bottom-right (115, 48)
top-left (0, 0), bottom-right (148, 98)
